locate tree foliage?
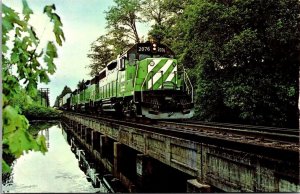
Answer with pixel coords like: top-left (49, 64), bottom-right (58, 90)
top-left (2, 0), bottom-right (64, 173)
top-left (143, 0), bottom-right (188, 44)
top-left (77, 79), bottom-right (87, 90)
top-left (57, 85), bottom-right (72, 97)
top-left (105, 0), bottom-right (143, 43)
top-left (87, 36), bottom-right (114, 77)
top-left (141, 0), bottom-right (168, 43)
top-left (23, 104), bottom-right (60, 119)
top-left (172, 0), bottom-right (299, 128)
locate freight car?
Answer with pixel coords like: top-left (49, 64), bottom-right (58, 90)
top-left (58, 42), bottom-right (194, 119)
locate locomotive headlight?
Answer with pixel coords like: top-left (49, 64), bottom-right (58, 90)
top-left (152, 43), bottom-right (157, 51)
top-left (150, 61), bottom-right (155, 66)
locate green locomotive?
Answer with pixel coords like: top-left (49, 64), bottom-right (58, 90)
top-left (59, 42), bottom-right (194, 119)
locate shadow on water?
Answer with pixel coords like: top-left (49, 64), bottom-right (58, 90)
top-left (62, 124), bottom-right (127, 193)
top-left (27, 120), bottom-right (60, 136)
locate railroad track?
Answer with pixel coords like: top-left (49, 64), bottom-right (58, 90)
top-left (156, 120), bottom-right (299, 144)
top-left (187, 120), bottom-right (299, 135)
top-left (62, 111), bottom-right (299, 154)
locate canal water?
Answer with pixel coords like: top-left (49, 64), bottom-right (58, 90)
top-left (2, 122), bottom-right (108, 193)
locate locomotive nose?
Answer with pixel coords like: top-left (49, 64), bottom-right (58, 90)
top-left (147, 58), bottom-right (177, 90)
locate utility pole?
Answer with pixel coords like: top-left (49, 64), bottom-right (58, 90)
top-left (39, 88), bottom-right (50, 107)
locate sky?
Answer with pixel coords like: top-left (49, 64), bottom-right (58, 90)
top-left (4, 0), bottom-right (151, 106)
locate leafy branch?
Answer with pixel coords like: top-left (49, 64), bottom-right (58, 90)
top-left (2, 0), bottom-right (65, 173)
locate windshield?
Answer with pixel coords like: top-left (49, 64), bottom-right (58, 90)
top-left (139, 54), bottom-right (151, 60)
top-left (139, 54), bottom-right (174, 60)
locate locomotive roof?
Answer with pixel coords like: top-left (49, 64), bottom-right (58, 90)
top-left (106, 59), bottom-right (117, 66)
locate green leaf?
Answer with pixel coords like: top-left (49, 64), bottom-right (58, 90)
top-left (3, 95), bottom-right (9, 107)
top-left (39, 70), bottom-right (50, 83)
top-left (22, 0), bottom-right (33, 21)
top-left (45, 41), bottom-right (58, 58)
top-left (7, 127), bottom-right (38, 157)
top-left (15, 26), bottom-right (23, 37)
top-left (25, 80), bottom-right (38, 97)
top-left (43, 4), bottom-right (65, 46)
top-left (36, 135), bottom-right (48, 153)
top-left (28, 27), bottom-right (38, 46)
top-left (43, 4), bottom-right (56, 15)
top-left (11, 52), bottom-right (20, 63)
top-left (3, 105), bottom-right (29, 137)
top-left (2, 44), bottom-right (9, 53)
top-left (48, 61), bottom-right (56, 74)
top-left (43, 41), bottom-right (58, 74)
top-left (2, 160), bottom-right (11, 173)
top-left (3, 4), bottom-right (26, 29)
top-left (2, 19), bottom-right (14, 34)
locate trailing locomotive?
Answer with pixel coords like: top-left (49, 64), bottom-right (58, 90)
top-left (58, 92), bottom-right (71, 110)
top-left (58, 42), bottom-right (194, 119)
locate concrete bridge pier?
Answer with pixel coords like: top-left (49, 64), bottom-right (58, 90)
top-left (113, 142), bottom-right (121, 178)
top-left (77, 124), bottom-right (82, 136)
top-left (100, 135), bottom-right (108, 158)
top-left (85, 128), bottom-right (93, 151)
top-left (92, 131), bottom-right (101, 151)
top-left (86, 128), bottom-right (92, 146)
top-left (84, 127), bottom-right (88, 143)
top-left (113, 143), bottom-right (137, 192)
top-left (81, 125), bottom-right (86, 140)
top-left (67, 119), bottom-right (72, 127)
top-left (136, 154), bottom-right (153, 191)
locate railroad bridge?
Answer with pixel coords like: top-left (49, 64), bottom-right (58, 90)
top-left (61, 112), bottom-right (299, 192)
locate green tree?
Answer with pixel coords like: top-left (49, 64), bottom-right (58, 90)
top-left (174, 0), bottom-right (299, 128)
top-left (2, 1), bottom-right (64, 172)
top-left (106, 29), bottom-right (132, 55)
top-left (60, 85), bottom-right (72, 96)
top-left (105, 0), bottom-right (143, 43)
top-left (77, 79), bottom-right (86, 90)
top-left (145, 0), bottom-right (189, 44)
top-left (141, 0), bottom-right (168, 43)
top-left (87, 35), bottom-right (114, 77)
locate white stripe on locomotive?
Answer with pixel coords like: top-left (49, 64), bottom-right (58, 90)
top-left (148, 59), bottom-right (174, 89)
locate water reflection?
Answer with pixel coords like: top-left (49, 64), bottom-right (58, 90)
top-left (2, 123), bottom-right (102, 193)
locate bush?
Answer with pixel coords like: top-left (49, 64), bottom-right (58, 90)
top-left (22, 104), bottom-right (60, 120)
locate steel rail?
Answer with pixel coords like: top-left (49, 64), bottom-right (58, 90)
top-left (178, 120), bottom-right (299, 135)
top-left (156, 120), bottom-right (299, 143)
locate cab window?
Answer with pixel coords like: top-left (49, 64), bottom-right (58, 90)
top-left (129, 53), bottom-right (136, 64)
top-left (139, 54), bottom-right (151, 60)
top-left (107, 61), bottom-right (117, 70)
